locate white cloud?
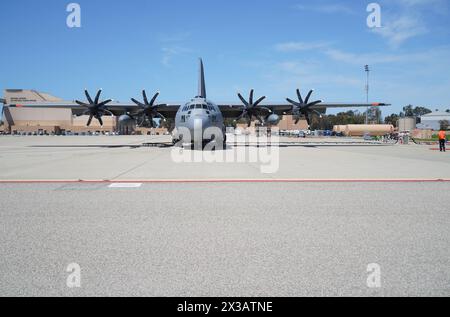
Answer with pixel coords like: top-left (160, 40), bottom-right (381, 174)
top-left (294, 4), bottom-right (355, 15)
top-left (395, 0), bottom-right (447, 9)
top-left (371, 0), bottom-right (448, 47)
top-left (274, 41), bottom-right (331, 52)
top-left (161, 46), bottom-right (191, 67)
top-left (324, 47), bottom-right (450, 65)
top-left (372, 13), bottom-right (428, 48)
top-left (158, 32), bottom-right (192, 67)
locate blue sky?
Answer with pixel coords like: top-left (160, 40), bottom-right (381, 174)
top-left (1, 0), bottom-right (449, 117)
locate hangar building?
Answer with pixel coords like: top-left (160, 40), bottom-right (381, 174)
top-left (417, 111), bottom-right (450, 131)
top-left (1, 89), bottom-right (116, 134)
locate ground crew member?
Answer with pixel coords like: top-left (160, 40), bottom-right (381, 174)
top-left (438, 129), bottom-right (447, 152)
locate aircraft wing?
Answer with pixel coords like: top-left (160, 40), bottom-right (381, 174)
top-left (7, 100), bottom-right (389, 119)
top-left (6, 102), bottom-right (182, 118)
top-left (218, 102), bottom-right (390, 117)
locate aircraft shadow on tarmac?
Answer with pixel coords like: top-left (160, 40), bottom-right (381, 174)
top-left (30, 142), bottom-right (391, 149)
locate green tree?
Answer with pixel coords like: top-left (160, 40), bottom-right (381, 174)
top-left (440, 120), bottom-right (449, 131)
top-left (385, 114), bottom-right (400, 127)
top-left (310, 110), bottom-right (366, 130)
top-left (413, 106), bottom-right (432, 117)
top-left (403, 105), bottom-right (414, 117)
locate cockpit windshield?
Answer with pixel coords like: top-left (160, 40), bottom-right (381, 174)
top-left (185, 103), bottom-right (215, 112)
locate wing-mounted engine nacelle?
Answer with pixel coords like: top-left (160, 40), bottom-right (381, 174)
top-left (118, 114), bottom-right (134, 125)
top-left (265, 113), bottom-right (280, 126)
top-left (117, 114), bottom-right (136, 135)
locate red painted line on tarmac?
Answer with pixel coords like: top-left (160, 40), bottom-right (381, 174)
top-left (0, 179), bottom-right (450, 184)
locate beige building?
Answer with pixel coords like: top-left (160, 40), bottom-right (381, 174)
top-left (236, 115), bottom-right (308, 132)
top-left (277, 115), bottom-right (308, 131)
top-left (2, 89), bottom-right (116, 134)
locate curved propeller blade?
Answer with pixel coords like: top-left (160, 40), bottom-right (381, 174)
top-left (296, 89), bottom-right (303, 104)
top-left (94, 90), bottom-right (102, 104)
top-left (142, 90), bottom-right (149, 105)
top-left (76, 100), bottom-right (89, 107)
top-left (85, 90), bottom-right (94, 104)
top-left (97, 116), bottom-right (104, 127)
top-left (237, 93), bottom-right (249, 107)
top-left (304, 90), bottom-right (314, 104)
top-left (306, 100), bottom-right (322, 110)
top-left (305, 115), bottom-right (311, 127)
top-left (97, 99), bottom-right (112, 107)
top-left (286, 98), bottom-right (300, 107)
top-left (254, 96), bottom-right (267, 107)
top-left (87, 114), bottom-right (93, 127)
top-left (131, 98), bottom-right (145, 107)
top-left (149, 92), bottom-right (159, 106)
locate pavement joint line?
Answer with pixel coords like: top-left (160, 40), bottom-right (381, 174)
top-left (1, 179), bottom-right (450, 184)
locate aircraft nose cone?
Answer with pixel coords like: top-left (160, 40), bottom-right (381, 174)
top-left (187, 115), bottom-right (211, 139)
top-left (188, 116), bottom-right (210, 130)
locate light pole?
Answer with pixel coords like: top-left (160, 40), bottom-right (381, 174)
top-left (365, 65), bottom-right (370, 124)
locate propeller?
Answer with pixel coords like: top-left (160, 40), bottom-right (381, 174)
top-left (286, 89), bottom-right (323, 127)
top-left (235, 89), bottom-right (272, 127)
top-left (131, 90), bottom-right (167, 128)
top-left (75, 89), bottom-right (113, 127)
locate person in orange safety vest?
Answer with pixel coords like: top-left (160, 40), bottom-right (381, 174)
top-left (438, 130), bottom-right (447, 152)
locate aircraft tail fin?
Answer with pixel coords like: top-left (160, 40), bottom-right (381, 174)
top-left (198, 58), bottom-right (206, 98)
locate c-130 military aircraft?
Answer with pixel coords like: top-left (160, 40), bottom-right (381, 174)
top-left (5, 59), bottom-right (389, 148)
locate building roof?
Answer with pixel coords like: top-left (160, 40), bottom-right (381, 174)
top-left (421, 111), bottom-right (450, 118)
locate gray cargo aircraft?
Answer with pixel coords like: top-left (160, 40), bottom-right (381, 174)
top-left (4, 59), bottom-right (389, 147)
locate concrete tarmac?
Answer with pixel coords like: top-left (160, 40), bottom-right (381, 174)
top-left (0, 135), bottom-right (449, 181)
top-left (0, 136), bottom-right (449, 296)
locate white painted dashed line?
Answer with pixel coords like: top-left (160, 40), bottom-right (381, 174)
top-left (108, 183), bottom-right (143, 188)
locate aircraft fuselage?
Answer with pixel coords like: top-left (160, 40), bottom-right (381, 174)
top-left (173, 96), bottom-right (225, 145)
